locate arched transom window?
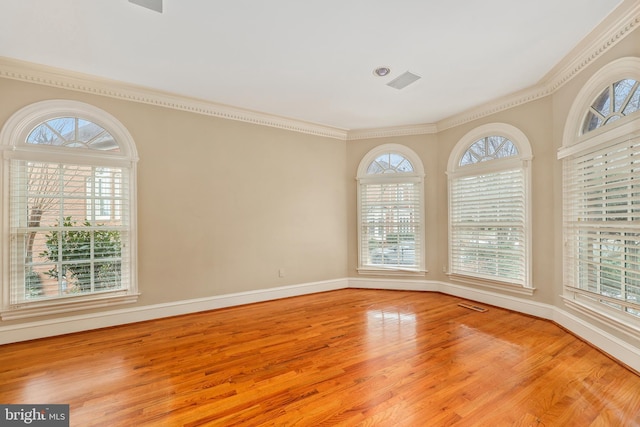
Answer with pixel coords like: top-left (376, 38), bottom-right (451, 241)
top-left (27, 117), bottom-right (120, 152)
top-left (459, 135), bottom-right (519, 165)
top-left (366, 152), bottom-right (415, 174)
top-left (582, 78), bottom-right (640, 134)
top-left (357, 144), bottom-right (425, 274)
top-left (0, 100), bottom-right (139, 320)
top-left (448, 123), bottom-right (532, 289)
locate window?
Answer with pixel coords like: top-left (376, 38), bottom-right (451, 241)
top-left (357, 144), bottom-right (425, 274)
top-left (87, 168), bottom-right (122, 221)
top-left (582, 78), bottom-right (640, 134)
top-left (448, 123), bottom-right (532, 290)
top-left (560, 57), bottom-right (640, 327)
top-left (0, 100), bottom-right (139, 319)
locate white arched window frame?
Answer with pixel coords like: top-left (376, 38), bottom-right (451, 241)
top-left (447, 123), bottom-right (533, 293)
top-left (559, 57), bottom-right (640, 333)
top-left (0, 100), bottom-right (139, 320)
top-left (356, 144), bottom-right (426, 275)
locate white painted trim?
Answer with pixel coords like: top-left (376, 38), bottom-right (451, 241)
top-left (1, 293), bottom-right (140, 321)
top-left (541, 0), bottom-right (640, 97)
top-left (347, 124), bottom-right (438, 140)
top-left (356, 268), bottom-right (427, 277)
top-left (437, 85), bottom-right (549, 133)
top-left (561, 296), bottom-right (640, 342)
top-left (552, 306), bottom-right (640, 374)
top-left (446, 274), bottom-right (536, 296)
top-left (349, 277), bottom-right (438, 292)
top-left (0, 278), bottom-right (347, 345)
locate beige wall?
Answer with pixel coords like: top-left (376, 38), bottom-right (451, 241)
top-left (0, 78), bottom-right (348, 325)
top-left (1, 26), bottom-right (639, 346)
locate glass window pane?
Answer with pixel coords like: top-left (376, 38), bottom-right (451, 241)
top-left (367, 153), bottom-right (414, 174)
top-left (26, 118), bottom-right (120, 152)
top-left (459, 137), bottom-right (518, 166)
top-left (582, 79), bottom-right (640, 133)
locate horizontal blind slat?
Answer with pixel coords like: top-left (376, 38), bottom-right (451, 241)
top-left (563, 134), bottom-right (640, 317)
top-left (450, 167), bottom-right (526, 285)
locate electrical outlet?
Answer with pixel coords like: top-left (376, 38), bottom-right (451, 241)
top-left (278, 268), bottom-right (285, 278)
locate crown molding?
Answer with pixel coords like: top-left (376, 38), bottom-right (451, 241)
top-left (436, 0), bottom-right (640, 132)
top-left (1, 0), bottom-right (638, 141)
top-left (436, 85), bottom-right (549, 132)
top-left (347, 123), bottom-right (438, 140)
top-left (0, 56), bottom-right (348, 141)
top-left (540, 0), bottom-right (640, 95)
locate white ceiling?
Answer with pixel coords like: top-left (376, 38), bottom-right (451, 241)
top-left (0, 0), bottom-right (624, 131)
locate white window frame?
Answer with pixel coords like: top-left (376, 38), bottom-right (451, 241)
top-left (559, 57), bottom-right (640, 338)
top-left (86, 168), bottom-right (122, 221)
top-left (0, 100), bottom-right (139, 320)
top-left (356, 144), bottom-right (426, 276)
top-left (447, 123), bottom-right (533, 294)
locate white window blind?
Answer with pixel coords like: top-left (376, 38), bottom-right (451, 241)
top-left (9, 160), bottom-right (130, 305)
top-left (360, 179), bottom-right (422, 270)
top-left (450, 168), bottom-right (526, 285)
top-left (563, 134), bottom-right (640, 317)
top-left (357, 146), bottom-right (425, 273)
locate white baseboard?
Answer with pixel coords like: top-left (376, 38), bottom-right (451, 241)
top-left (0, 278), bottom-right (348, 345)
top-left (347, 276), bottom-right (439, 292)
top-left (2, 276), bottom-right (638, 373)
top-left (551, 308), bottom-right (640, 373)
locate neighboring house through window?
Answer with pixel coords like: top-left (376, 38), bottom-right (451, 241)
top-left (447, 123), bottom-right (533, 291)
top-left (357, 144), bottom-right (425, 274)
top-left (559, 57), bottom-right (640, 331)
top-left (0, 100), bottom-right (139, 319)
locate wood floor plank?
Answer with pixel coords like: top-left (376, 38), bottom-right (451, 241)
top-left (1, 289), bottom-right (639, 426)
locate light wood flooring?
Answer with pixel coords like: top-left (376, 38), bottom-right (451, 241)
top-left (1, 289), bottom-right (639, 426)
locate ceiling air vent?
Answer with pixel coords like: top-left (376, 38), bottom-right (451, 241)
top-left (129, 0), bottom-right (163, 13)
top-left (387, 71), bottom-right (421, 90)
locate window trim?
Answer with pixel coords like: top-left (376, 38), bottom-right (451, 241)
top-left (562, 57), bottom-right (640, 149)
top-left (559, 57), bottom-right (640, 337)
top-left (447, 123), bottom-right (534, 293)
top-left (356, 144), bottom-right (426, 275)
top-left (0, 100), bottom-right (139, 320)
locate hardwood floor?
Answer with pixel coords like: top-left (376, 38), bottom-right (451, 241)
top-left (1, 289), bottom-right (639, 426)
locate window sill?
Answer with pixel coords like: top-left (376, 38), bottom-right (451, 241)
top-left (358, 267), bottom-right (427, 277)
top-left (447, 273), bottom-right (535, 296)
top-left (561, 295), bottom-right (640, 341)
top-left (1, 292), bottom-right (140, 321)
